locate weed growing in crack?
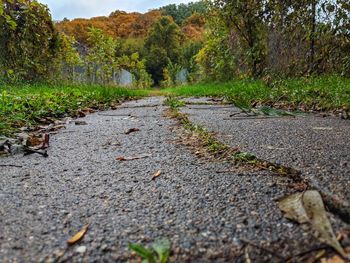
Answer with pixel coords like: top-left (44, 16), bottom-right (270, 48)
top-left (128, 238), bottom-right (171, 263)
top-left (167, 105), bottom-right (231, 158)
top-left (164, 96), bottom-right (185, 109)
top-left (232, 152), bottom-right (258, 165)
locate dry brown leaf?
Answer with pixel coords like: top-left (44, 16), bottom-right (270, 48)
top-left (27, 134), bottom-right (43, 147)
top-left (321, 255), bottom-right (346, 263)
top-left (152, 170), bottom-right (161, 180)
top-left (67, 224), bottom-right (90, 246)
top-left (82, 108), bottom-right (95, 113)
top-left (74, 121), bottom-right (88, 126)
top-left (303, 191), bottom-right (346, 257)
top-left (125, 128), bottom-right (140, 135)
top-left (278, 190), bottom-right (346, 258)
top-left (41, 134), bottom-right (50, 149)
top-left (116, 154), bottom-right (151, 161)
top-left (306, 249), bottom-right (326, 263)
top-left (278, 192), bottom-right (309, 223)
top-left (346, 246), bottom-right (350, 253)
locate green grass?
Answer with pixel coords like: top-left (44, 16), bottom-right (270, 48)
top-left (0, 83), bottom-right (150, 136)
top-left (1, 75), bottom-right (349, 137)
top-left (128, 238), bottom-right (171, 263)
top-left (163, 96), bottom-right (186, 109)
top-left (162, 75), bottom-right (350, 111)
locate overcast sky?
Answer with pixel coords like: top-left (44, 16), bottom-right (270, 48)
top-left (38, 0), bottom-right (196, 20)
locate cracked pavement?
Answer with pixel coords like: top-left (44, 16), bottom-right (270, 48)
top-left (0, 97), bottom-right (348, 262)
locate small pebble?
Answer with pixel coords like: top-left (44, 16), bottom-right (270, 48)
top-left (76, 246), bottom-right (87, 254)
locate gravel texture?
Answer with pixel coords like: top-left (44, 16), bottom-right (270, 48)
top-left (182, 98), bottom-right (350, 201)
top-left (0, 97), bottom-right (347, 262)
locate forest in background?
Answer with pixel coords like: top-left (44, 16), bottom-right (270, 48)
top-left (0, 0), bottom-right (350, 87)
top-left (0, 0), bottom-right (207, 87)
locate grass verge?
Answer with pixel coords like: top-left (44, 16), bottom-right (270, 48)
top-left (0, 83), bottom-right (150, 136)
top-left (162, 75), bottom-right (350, 112)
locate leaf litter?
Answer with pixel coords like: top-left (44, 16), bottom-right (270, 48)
top-left (278, 190), bottom-right (348, 259)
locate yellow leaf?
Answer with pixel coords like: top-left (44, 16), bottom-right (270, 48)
top-left (152, 170), bottom-right (161, 180)
top-left (67, 224), bottom-right (90, 246)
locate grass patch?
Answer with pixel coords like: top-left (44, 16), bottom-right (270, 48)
top-left (162, 75), bottom-right (350, 112)
top-left (164, 96), bottom-right (185, 109)
top-left (2, 75), bottom-right (349, 136)
top-left (0, 83), bottom-right (150, 136)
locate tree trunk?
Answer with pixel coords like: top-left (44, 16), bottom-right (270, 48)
top-left (309, 0), bottom-right (316, 73)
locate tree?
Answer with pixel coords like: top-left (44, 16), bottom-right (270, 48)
top-left (182, 12), bottom-right (206, 39)
top-left (55, 34), bottom-right (82, 81)
top-left (266, 0), bottom-right (350, 75)
top-left (201, 0), bottom-right (350, 79)
top-left (0, 0), bottom-right (59, 81)
top-left (85, 27), bottom-right (117, 84)
top-left (160, 1), bottom-right (207, 25)
top-left (211, 0), bottom-right (268, 77)
top-left (117, 52), bottom-right (153, 88)
top-left (144, 16), bottom-right (182, 85)
top-left (55, 10), bottom-right (163, 45)
top-left (196, 14), bottom-right (236, 81)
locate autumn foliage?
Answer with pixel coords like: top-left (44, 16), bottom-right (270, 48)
top-left (56, 9), bottom-right (205, 45)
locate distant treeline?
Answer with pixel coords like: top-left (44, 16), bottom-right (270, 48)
top-left (1, 0), bottom-right (349, 86)
top-left (56, 1), bottom-right (207, 43)
top-left (0, 0), bottom-right (206, 86)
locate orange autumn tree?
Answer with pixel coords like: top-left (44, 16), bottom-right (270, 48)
top-left (56, 10), bottom-right (163, 45)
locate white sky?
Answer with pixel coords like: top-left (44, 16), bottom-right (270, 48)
top-left (38, 0), bottom-right (196, 20)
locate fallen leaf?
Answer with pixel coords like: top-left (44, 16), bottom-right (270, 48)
top-left (308, 249), bottom-right (326, 263)
top-left (67, 224), bottom-right (90, 246)
top-left (265, 145), bottom-right (287, 150)
top-left (27, 134), bottom-right (43, 147)
top-left (42, 134), bottom-right (50, 149)
top-left (34, 134), bottom-right (50, 150)
top-left (152, 170), bottom-right (161, 180)
top-left (321, 255), bottom-right (346, 263)
top-left (278, 191), bottom-right (346, 258)
top-left (74, 121), bottom-right (88, 126)
top-left (116, 154), bottom-right (151, 161)
top-left (82, 108), bottom-right (95, 113)
top-left (125, 128), bottom-right (140, 135)
top-left (346, 246), bottom-right (350, 253)
top-left (313, 127), bottom-right (333, 131)
top-left (77, 111), bottom-right (86, 118)
top-left (278, 193), bottom-right (309, 223)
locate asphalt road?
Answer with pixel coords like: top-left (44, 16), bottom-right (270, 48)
top-left (0, 97), bottom-right (347, 262)
top-left (182, 99), bottom-right (350, 202)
